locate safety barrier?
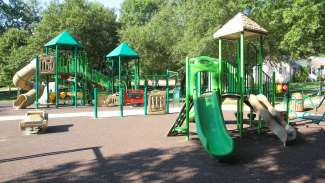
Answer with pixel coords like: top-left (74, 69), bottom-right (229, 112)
top-left (148, 90), bottom-right (166, 114)
top-left (39, 54), bottom-right (55, 74)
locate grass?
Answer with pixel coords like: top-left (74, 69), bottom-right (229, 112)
top-left (0, 87), bottom-right (18, 102)
top-left (290, 81), bottom-right (323, 92)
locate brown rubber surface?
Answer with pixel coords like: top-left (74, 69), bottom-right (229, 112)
top-left (0, 110), bottom-right (324, 183)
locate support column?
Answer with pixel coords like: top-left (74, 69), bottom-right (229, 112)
top-left (258, 35), bottom-right (264, 133)
top-left (94, 87), bottom-right (97, 118)
top-left (272, 71), bottom-right (276, 107)
top-left (82, 53), bottom-right (86, 106)
top-left (134, 59), bottom-right (137, 89)
top-left (45, 48), bottom-right (49, 108)
top-left (137, 59), bottom-right (140, 88)
top-left (111, 59), bottom-right (114, 94)
top-left (236, 40), bottom-right (240, 130)
top-left (119, 56), bottom-right (123, 117)
top-left (74, 47), bottom-right (78, 108)
top-left (126, 61), bottom-right (129, 91)
top-left (55, 45), bottom-right (59, 109)
top-left (239, 32), bottom-right (245, 137)
top-left (185, 57), bottom-right (190, 140)
top-left (35, 55), bottom-right (39, 109)
top-left (144, 83), bottom-right (147, 115)
top-left (218, 39), bottom-right (222, 93)
top-left (166, 70), bottom-right (169, 113)
top-left (258, 35), bottom-right (264, 94)
top-left (286, 83), bottom-right (290, 124)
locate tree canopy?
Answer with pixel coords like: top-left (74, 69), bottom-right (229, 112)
top-left (0, 0), bottom-right (119, 85)
top-left (0, 0), bottom-right (324, 86)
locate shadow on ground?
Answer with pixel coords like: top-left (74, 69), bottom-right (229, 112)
top-left (46, 124), bottom-right (73, 134)
top-left (4, 127), bottom-right (325, 183)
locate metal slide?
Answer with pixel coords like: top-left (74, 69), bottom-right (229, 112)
top-left (13, 59), bottom-right (44, 109)
top-left (248, 94), bottom-right (296, 145)
top-left (194, 92), bottom-right (234, 157)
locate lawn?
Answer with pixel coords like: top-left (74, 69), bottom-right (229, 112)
top-left (0, 87), bottom-right (18, 102)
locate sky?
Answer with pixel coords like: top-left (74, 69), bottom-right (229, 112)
top-left (41, 0), bottom-right (125, 18)
top-left (90, 0), bottom-right (124, 10)
top-left (4, 0), bottom-right (125, 11)
top-left (41, 0), bottom-right (124, 10)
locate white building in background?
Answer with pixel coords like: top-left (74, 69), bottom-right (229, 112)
top-left (309, 56), bottom-right (325, 80)
top-left (253, 56), bottom-right (325, 83)
top-left (253, 60), bottom-right (293, 83)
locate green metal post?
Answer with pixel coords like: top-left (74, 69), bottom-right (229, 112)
top-left (119, 56), bottom-right (123, 117)
top-left (46, 75), bottom-right (49, 108)
top-left (94, 87), bottom-right (97, 118)
top-left (218, 39), bottom-right (222, 94)
top-left (90, 67), bottom-right (93, 103)
top-left (137, 59), bottom-right (140, 88)
top-left (185, 57), bottom-right (190, 140)
top-left (258, 35), bottom-right (264, 133)
top-left (166, 70), bottom-right (169, 113)
top-left (239, 32), bottom-right (245, 136)
top-left (286, 83), bottom-right (290, 124)
top-left (55, 45), bottom-right (59, 108)
top-left (236, 40), bottom-right (240, 130)
top-left (35, 55), bottom-right (39, 109)
top-left (272, 71), bottom-right (276, 107)
top-left (258, 35), bottom-right (264, 94)
top-left (144, 83), bottom-right (147, 115)
top-left (126, 61), bottom-right (129, 91)
top-left (134, 60), bottom-right (137, 89)
top-left (111, 59), bottom-right (114, 93)
top-left (45, 48), bottom-right (49, 108)
top-left (197, 72), bottom-right (201, 95)
top-left (82, 54), bottom-right (86, 106)
top-left (74, 47), bottom-right (77, 108)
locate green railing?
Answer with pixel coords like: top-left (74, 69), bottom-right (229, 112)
top-left (57, 56), bottom-right (111, 89)
top-left (222, 62), bottom-right (275, 98)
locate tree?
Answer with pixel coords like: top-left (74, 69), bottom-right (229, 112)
top-left (120, 0), bottom-right (165, 27)
top-left (0, 28), bottom-right (32, 86)
top-left (0, 0), bottom-right (41, 33)
top-left (119, 0), bottom-right (253, 74)
top-left (30, 0), bottom-right (119, 70)
top-left (253, 0), bottom-right (325, 60)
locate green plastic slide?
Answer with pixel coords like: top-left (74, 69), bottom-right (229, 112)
top-left (194, 92), bottom-right (234, 157)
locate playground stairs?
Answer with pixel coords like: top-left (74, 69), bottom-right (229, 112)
top-left (167, 97), bottom-right (193, 136)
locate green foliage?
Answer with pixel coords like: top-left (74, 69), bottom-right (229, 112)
top-left (120, 0), bottom-right (165, 26)
top-left (119, 0), bottom-right (251, 74)
top-left (253, 0), bottom-right (325, 59)
top-left (0, 0), bottom-right (41, 33)
top-left (0, 0), bottom-right (324, 86)
top-left (0, 28), bottom-right (32, 86)
top-left (292, 67), bottom-right (309, 82)
top-left (31, 0), bottom-right (119, 69)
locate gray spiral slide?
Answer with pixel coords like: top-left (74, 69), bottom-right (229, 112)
top-left (12, 58), bottom-right (44, 109)
top-left (248, 94), bottom-right (296, 145)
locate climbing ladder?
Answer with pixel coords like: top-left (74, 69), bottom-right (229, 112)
top-left (167, 97), bottom-right (193, 136)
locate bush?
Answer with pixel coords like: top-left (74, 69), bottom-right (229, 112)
top-left (292, 67), bottom-right (309, 82)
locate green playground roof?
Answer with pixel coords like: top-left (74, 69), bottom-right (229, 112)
top-left (44, 31), bottom-right (83, 49)
top-left (106, 42), bottom-right (139, 59)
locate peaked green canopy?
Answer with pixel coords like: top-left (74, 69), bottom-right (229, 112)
top-left (44, 31), bottom-right (83, 49)
top-left (106, 42), bottom-right (139, 59)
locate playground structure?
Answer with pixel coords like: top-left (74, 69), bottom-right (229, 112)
top-left (13, 31), bottom-right (111, 109)
top-left (168, 12), bottom-right (296, 157)
top-left (104, 43), bottom-right (181, 116)
top-left (12, 31), bottom-right (181, 118)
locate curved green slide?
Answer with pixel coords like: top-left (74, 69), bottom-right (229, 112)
top-left (194, 92), bottom-right (233, 157)
top-left (184, 56), bottom-right (234, 157)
